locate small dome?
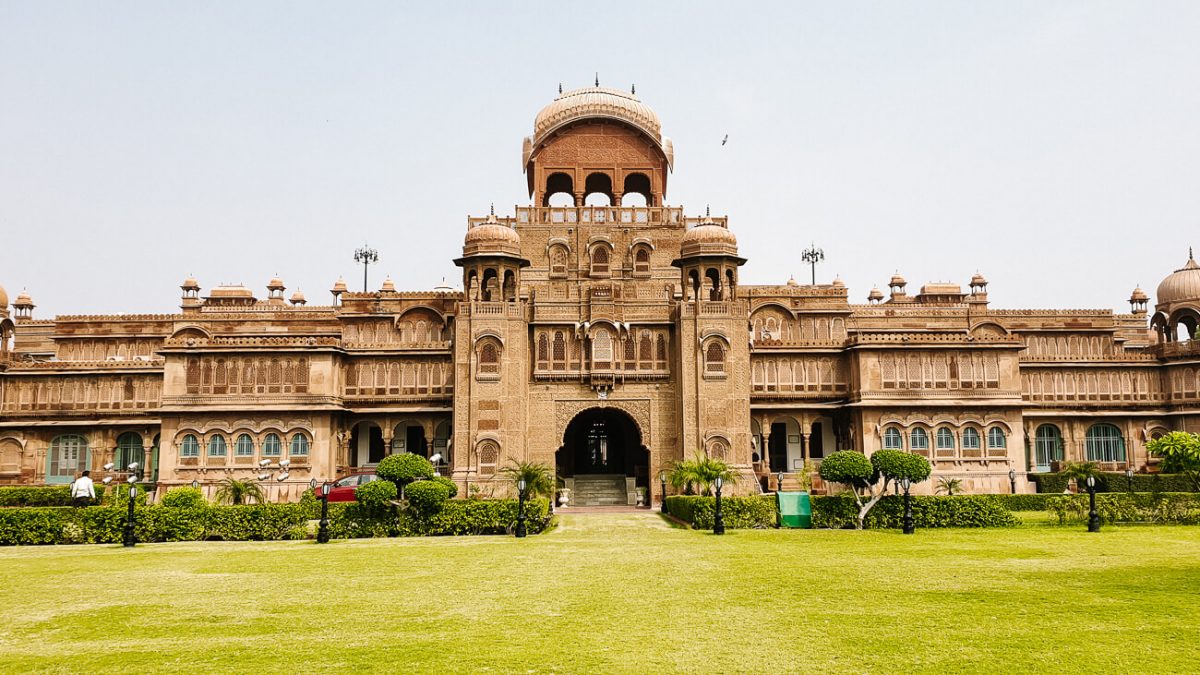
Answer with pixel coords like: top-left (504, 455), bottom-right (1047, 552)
top-left (786, 276), bottom-right (799, 287)
top-left (970, 272), bottom-right (988, 287)
top-left (463, 210), bottom-right (522, 257)
top-left (868, 287), bottom-right (885, 302)
top-left (832, 277), bottom-right (846, 288)
top-left (890, 273), bottom-right (907, 287)
top-left (433, 278), bottom-right (455, 293)
top-left (267, 276), bottom-right (285, 291)
top-left (290, 290), bottom-right (306, 304)
top-left (680, 211), bottom-right (738, 258)
top-left (381, 277), bottom-right (396, 292)
top-left (0, 284), bottom-right (7, 309)
top-left (14, 290), bottom-right (34, 308)
top-left (1156, 250), bottom-right (1200, 306)
top-left (181, 276), bottom-right (200, 290)
top-left (1130, 286), bottom-right (1149, 302)
top-left (331, 277), bottom-right (348, 293)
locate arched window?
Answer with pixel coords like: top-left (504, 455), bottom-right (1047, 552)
top-left (544, 172), bottom-right (573, 207)
top-left (478, 340), bottom-right (500, 376)
top-left (639, 333), bottom-right (653, 368)
top-left (548, 245), bottom-right (568, 278)
top-left (590, 245), bottom-right (610, 277)
top-left (936, 427), bottom-right (956, 457)
top-left (961, 428), bottom-right (982, 456)
top-left (48, 434), bottom-right (88, 483)
top-left (987, 427), bottom-right (1007, 451)
top-left (477, 441), bottom-right (499, 476)
top-left (207, 435), bottom-right (227, 457)
top-left (1034, 424), bottom-right (1062, 471)
top-left (552, 331), bottom-right (566, 369)
top-left (1085, 424), bottom-right (1125, 462)
top-left (537, 333), bottom-right (549, 366)
top-left (115, 432), bottom-right (144, 471)
top-left (235, 433), bottom-right (255, 457)
top-left (883, 427), bottom-right (904, 450)
top-left (655, 334), bottom-right (667, 366)
top-left (634, 247), bottom-right (651, 274)
top-left (290, 434), bottom-right (309, 457)
top-left (262, 433), bottom-right (282, 457)
top-left (592, 329), bottom-right (613, 368)
top-left (179, 434), bottom-right (200, 458)
top-left (705, 341), bottom-right (726, 375)
top-left (909, 428), bottom-right (929, 455)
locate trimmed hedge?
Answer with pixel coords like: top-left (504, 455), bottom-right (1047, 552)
top-left (0, 498), bottom-right (552, 545)
top-left (0, 485), bottom-right (108, 507)
top-left (1031, 472), bottom-right (1199, 494)
top-left (665, 494), bottom-right (1018, 529)
top-left (1047, 493), bottom-right (1200, 525)
top-left (990, 494), bottom-right (1060, 512)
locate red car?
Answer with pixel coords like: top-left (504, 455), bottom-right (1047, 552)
top-left (317, 472), bottom-right (379, 502)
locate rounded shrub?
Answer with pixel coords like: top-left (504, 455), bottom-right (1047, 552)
top-left (356, 478), bottom-right (398, 510)
top-left (818, 450), bottom-right (875, 488)
top-left (406, 479), bottom-right (452, 514)
top-left (871, 449), bottom-right (931, 483)
top-left (375, 453), bottom-right (434, 487)
top-left (431, 476), bottom-right (458, 498)
top-left (161, 487), bottom-right (206, 509)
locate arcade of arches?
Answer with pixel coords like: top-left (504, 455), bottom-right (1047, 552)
top-left (0, 84), bottom-right (1197, 504)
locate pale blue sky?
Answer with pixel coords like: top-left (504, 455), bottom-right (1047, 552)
top-left (1, 1), bottom-right (1197, 316)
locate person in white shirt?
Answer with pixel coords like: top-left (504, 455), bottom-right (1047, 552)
top-left (71, 470), bottom-right (96, 507)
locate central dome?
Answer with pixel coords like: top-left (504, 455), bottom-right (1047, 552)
top-left (1156, 251), bottom-right (1200, 307)
top-left (533, 86), bottom-right (662, 147)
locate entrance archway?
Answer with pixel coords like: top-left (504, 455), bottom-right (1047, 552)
top-left (556, 408), bottom-right (648, 506)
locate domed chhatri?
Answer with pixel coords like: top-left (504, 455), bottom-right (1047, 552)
top-left (14, 290), bottom-right (33, 309)
top-left (0, 283), bottom-right (8, 310)
top-left (463, 208), bottom-right (522, 258)
top-left (868, 287), bottom-right (885, 303)
top-left (290, 290), bottom-right (306, 305)
top-left (380, 277), bottom-right (396, 293)
top-left (1156, 248), bottom-right (1200, 307)
top-left (680, 210), bottom-right (738, 259)
top-left (331, 277), bottom-right (348, 294)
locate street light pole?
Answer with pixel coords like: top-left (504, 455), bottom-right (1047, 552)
top-left (901, 477), bottom-right (914, 535)
top-left (1086, 475), bottom-right (1100, 533)
top-left (658, 471), bottom-right (667, 513)
top-left (1009, 468), bottom-right (1017, 495)
top-left (515, 478), bottom-right (528, 538)
top-left (122, 484), bottom-right (137, 547)
top-left (353, 244), bottom-right (379, 293)
top-left (1125, 467), bottom-right (1134, 493)
top-left (713, 475), bottom-right (726, 535)
top-left (317, 481), bottom-right (332, 544)
top-left (801, 243), bottom-right (825, 285)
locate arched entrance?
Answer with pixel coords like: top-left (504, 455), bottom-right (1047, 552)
top-left (557, 408), bottom-right (648, 507)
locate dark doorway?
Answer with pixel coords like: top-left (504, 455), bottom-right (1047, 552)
top-left (769, 422), bottom-right (788, 472)
top-left (809, 422), bottom-right (825, 459)
top-left (351, 424), bottom-right (386, 466)
top-left (406, 426), bottom-right (428, 457)
top-left (557, 409), bottom-right (646, 477)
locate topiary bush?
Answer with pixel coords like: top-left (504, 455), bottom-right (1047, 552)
top-left (818, 451), bottom-right (875, 488)
top-left (431, 476), bottom-right (458, 498)
top-left (406, 479), bottom-right (452, 515)
top-left (161, 487), bottom-right (206, 509)
top-left (375, 454), bottom-right (434, 490)
top-left (665, 495), bottom-right (777, 529)
top-left (355, 479), bottom-right (398, 511)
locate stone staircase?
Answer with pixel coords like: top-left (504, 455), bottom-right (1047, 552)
top-left (571, 474), bottom-right (629, 506)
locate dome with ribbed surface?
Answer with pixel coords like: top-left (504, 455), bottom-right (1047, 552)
top-left (534, 86), bottom-right (661, 144)
top-left (14, 290), bottom-right (32, 308)
top-left (463, 212), bottom-right (522, 257)
top-left (680, 218), bottom-right (738, 258)
top-left (1156, 250), bottom-right (1200, 306)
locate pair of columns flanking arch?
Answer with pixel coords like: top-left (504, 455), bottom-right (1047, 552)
top-left (543, 170), bottom-right (656, 207)
top-left (751, 414), bottom-right (834, 473)
top-left (1151, 306), bottom-right (1200, 343)
top-left (465, 265), bottom-right (518, 302)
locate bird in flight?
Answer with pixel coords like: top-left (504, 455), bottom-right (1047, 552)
top-left (721, 134), bottom-right (729, 146)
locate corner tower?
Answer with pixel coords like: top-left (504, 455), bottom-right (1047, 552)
top-left (523, 85), bottom-right (674, 206)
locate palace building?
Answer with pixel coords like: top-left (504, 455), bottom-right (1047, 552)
top-left (1, 86), bottom-right (1198, 505)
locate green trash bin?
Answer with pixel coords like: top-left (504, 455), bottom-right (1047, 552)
top-left (777, 491), bottom-right (812, 529)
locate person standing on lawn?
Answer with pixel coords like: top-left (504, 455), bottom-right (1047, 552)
top-left (70, 470), bottom-right (95, 507)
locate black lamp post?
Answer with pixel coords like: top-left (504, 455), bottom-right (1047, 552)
top-left (713, 475), bottom-right (726, 535)
top-left (1125, 467), bottom-right (1134, 493)
top-left (1008, 468), bottom-right (1017, 495)
top-left (776, 471), bottom-right (784, 493)
top-left (1086, 475), bottom-right (1100, 533)
top-left (122, 484), bottom-right (137, 547)
top-left (901, 477), bottom-right (914, 535)
top-left (317, 480), bottom-right (332, 544)
top-left (190, 479), bottom-right (199, 489)
top-left (515, 477), bottom-right (528, 538)
top-left (658, 471), bottom-right (667, 513)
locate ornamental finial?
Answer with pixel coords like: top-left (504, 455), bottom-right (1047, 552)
top-left (631, 83), bottom-right (636, 95)
top-left (595, 72), bottom-right (599, 87)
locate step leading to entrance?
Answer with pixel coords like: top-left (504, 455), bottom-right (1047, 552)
top-left (570, 474), bottom-right (629, 507)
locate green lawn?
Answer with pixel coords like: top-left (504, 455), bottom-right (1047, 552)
top-left (1, 514), bottom-right (1197, 674)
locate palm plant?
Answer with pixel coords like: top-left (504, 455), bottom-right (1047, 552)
top-left (1059, 461), bottom-right (1100, 492)
top-left (213, 478), bottom-right (266, 505)
top-left (668, 454), bottom-right (738, 496)
top-left (498, 460), bottom-right (555, 498)
top-left (935, 477), bottom-right (963, 496)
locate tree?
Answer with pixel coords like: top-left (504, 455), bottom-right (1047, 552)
top-left (1147, 431), bottom-right (1200, 491)
top-left (818, 449), bottom-right (931, 529)
top-left (498, 460), bottom-right (555, 499)
top-left (376, 453), bottom-right (434, 496)
top-left (213, 478), bottom-right (265, 505)
top-left (1059, 461), bottom-right (1100, 493)
top-left (668, 454), bottom-right (737, 496)
top-left (936, 477), bottom-right (963, 496)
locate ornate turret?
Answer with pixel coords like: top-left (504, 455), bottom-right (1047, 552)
top-left (888, 273), bottom-right (908, 302)
top-left (290, 290), bottom-right (307, 306)
top-left (868, 286), bottom-right (885, 304)
top-left (674, 207), bottom-right (746, 301)
top-left (13, 289), bottom-right (34, 320)
top-left (330, 277), bottom-right (348, 306)
top-left (455, 205), bottom-right (529, 302)
top-left (380, 277), bottom-right (396, 293)
top-left (1129, 286), bottom-right (1149, 314)
top-left (266, 275), bottom-right (286, 305)
top-left (1152, 248), bottom-right (1200, 343)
